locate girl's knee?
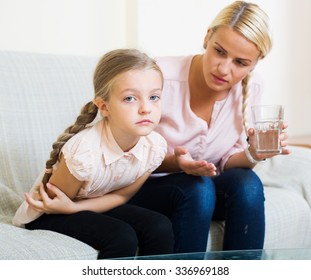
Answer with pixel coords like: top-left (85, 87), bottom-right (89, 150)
top-left (98, 223), bottom-right (138, 259)
top-left (147, 212), bottom-right (173, 235)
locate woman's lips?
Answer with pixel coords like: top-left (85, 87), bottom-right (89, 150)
top-left (212, 74), bottom-right (228, 84)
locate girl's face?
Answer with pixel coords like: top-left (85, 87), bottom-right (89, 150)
top-left (202, 26), bottom-right (260, 93)
top-left (100, 69), bottom-right (162, 150)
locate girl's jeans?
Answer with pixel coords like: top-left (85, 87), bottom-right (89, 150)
top-left (129, 168), bottom-right (265, 253)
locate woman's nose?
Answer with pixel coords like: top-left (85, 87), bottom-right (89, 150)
top-left (217, 60), bottom-right (231, 75)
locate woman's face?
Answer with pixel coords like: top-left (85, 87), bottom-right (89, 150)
top-left (202, 26), bottom-right (260, 93)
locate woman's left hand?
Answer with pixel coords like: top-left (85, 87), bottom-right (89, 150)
top-left (247, 122), bottom-right (290, 161)
top-left (25, 182), bottom-right (76, 214)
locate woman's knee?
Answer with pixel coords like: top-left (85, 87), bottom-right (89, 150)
top-left (221, 168), bottom-right (264, 204)
top-left (173, 173), bottom-right (216, 204)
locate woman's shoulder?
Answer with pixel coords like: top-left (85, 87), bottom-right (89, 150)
top-left (155, 55), bottom-right (193, 81)
top-left (251, 71), bottom-right (264, 87)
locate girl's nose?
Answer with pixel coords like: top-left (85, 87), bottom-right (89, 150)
top-left (139, 101), bottom-right (151, 114)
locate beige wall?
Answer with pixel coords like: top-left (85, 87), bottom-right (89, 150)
top-left (0, 0), bottom-right (310, 136)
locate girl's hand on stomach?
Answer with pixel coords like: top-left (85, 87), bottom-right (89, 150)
top-left (25, 182), bottom-right (77, 214)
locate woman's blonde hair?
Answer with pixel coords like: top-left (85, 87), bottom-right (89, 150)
top-left (42, 49), bottom-right (163, 186)
top-left (208, 1), bottom-right (272, 133)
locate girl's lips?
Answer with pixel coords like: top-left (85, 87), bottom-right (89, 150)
top-left (136, 119), bottom-right (153, 125)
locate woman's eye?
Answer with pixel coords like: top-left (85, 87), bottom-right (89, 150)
top-left (124, 96), bottom-right (136, 102)
top-left (215, 48), bottom-right (225, 55)
top-left (235, 60), bottom-right (247, 66)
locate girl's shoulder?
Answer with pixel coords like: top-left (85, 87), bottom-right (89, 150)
top-left (60, 122), bottom-right (103, 181)
top-left (142, 131), bottom-right (167, 174)
top-left (144, 131), bottom-right (167, 149)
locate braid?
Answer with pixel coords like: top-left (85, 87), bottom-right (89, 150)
top-left (241, 74), bottom-right (251, 135)
top-left (42, 101), bottom-right (98, 186)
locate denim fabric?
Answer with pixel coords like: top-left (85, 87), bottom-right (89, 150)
top-left (129, 168), bottom-right (265, 253)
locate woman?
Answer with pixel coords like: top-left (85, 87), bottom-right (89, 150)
top-left (129, 1), bottom-right (289, 253)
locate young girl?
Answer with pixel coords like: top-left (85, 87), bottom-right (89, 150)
top-left (13, 49), bottom-right (174, 259)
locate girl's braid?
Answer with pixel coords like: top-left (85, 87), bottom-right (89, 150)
top-left (42, 101), bottom-right (98, 186)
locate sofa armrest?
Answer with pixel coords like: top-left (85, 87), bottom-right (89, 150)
top-left (254, 146), bottom-right (311, 207)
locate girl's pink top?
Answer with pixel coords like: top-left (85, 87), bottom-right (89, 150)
top-left (13, 119), bottom-right (167, 227)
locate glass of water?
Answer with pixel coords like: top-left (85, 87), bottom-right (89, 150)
top-left (251, 104), bottom-right (284, 154)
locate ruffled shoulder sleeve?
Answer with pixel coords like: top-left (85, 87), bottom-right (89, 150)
top-left (61, 129), bottom-right (98, 182)
top-left (145, 131), bottom-right (167, 173)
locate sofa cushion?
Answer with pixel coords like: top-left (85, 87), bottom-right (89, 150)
top-left (0, 51), bottom-right (98, 221)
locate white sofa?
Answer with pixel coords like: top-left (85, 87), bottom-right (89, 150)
top-left (1, 50), bottom-right (311, 259)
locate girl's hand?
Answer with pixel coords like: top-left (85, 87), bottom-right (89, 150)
top-left (247, 122), bottom-right (290, 161)
top-left (25, 182), bottom-right (76, 214)
top-left (174, 146), bottom-right (217, 176)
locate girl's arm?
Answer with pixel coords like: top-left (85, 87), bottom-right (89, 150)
top-left (25, 171), bottom-right (151, 214)
top-left (46, 154), bottom-right (83, 199)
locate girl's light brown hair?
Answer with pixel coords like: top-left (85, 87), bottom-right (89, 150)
top-left (42, 49), bottom-right (163, 186)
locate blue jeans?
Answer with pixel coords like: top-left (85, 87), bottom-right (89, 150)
top-left (128, 168), bottom-right (265, 253)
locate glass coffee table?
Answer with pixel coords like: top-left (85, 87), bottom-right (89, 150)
top-left (113, 248), bottom-right (311, 260)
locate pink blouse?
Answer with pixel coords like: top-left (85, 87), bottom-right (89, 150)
top-left (155, 55), bottom-right (263, 171)
top-left (13, 119), bottom-right (167, 227)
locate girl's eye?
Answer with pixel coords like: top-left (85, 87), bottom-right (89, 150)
top-left (124, 96), bottom-right (136, 102)
top-left (150, 95), bottom-right (160, 101)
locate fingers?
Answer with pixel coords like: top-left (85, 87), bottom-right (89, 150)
top-left (39, 183), bottom-right (51, 203)
top-left (46, 182), bottom-right (64, 197)
top-left (184, 161), bottom-right (217, 176)
top-left (24, 192), bottom-right (45, 213)
top-left (282, 121), bottom-right (288, 130)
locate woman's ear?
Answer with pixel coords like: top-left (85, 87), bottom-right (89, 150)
top-left (93, 97), bottom-right (109, 117)
top-left (203, 29), bottom-right (213, 49)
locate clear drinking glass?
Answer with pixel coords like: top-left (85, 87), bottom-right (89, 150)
top-left (251, 104), bottom-right (284, 154)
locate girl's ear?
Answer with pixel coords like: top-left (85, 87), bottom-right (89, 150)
top-left (93, 97), bottom-right (109, 117)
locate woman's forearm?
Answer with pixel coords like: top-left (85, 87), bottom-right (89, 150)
top-left (154, 154), bottom-right (180, 173)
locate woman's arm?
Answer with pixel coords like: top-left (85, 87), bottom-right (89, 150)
top-left (25, 172), bottom-right (151, 214)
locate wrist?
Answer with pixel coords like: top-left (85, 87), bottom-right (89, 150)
top-left (245, 145), bottom-right (266, 164)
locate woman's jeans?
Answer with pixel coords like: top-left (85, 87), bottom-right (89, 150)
top-left (129, 168), bottom-right (265, 253)
top-left (26, 204), bottom-right (174, 259)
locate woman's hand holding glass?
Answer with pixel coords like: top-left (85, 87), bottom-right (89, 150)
top-left (247, 122), bottom-right (290, 161)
